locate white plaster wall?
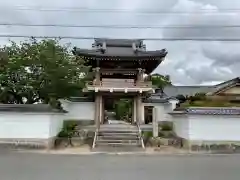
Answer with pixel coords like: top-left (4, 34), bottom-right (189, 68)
top-left (61, 100), bottom-right (95, 120)
top-left (0, 113), bottom-right (50, 139)
top-left (189, 115), bottom-right (240, 141)
top-left (156, 104), bottom-right (166, 121)
top-left (142, 102), bottom-right (173, 122)
top-left (49, 114), bottom-right (66, 137)
top-left (163, 103), bottom-right (173, 122)
top-left (169, 99), bottom-right (179, 110)
top-left (0, 113), bottom-right (65, 139)
top-left (172, 116), bottom-right (189, 139)
top-left (172, 114), bottom-right (240, 141)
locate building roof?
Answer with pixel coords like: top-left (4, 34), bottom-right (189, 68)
top-left (142, 89), bottom-right (172, 103)
top-left (73, 47), bottom-right (167, 59)
top-left (170, 107), bottom-right (240, 115)
top-left (163, 77), bottom-right (240, 98)
top-left (0, 104), bottom-right (67, 113)
top-left (163, 85), bottom-right (215, 97)
top-left (148, 78), bottom-right (240, 103)
top-left (142, 96), bottom-right (170, 103)
top-left (208, 77), bottom-right (240, 95)
top-left (72, 38), bottom-right (167, 74)
top-left (73, 38), bottom-right (167, 58)
top-left (67, 97), bottom-right (94, 102)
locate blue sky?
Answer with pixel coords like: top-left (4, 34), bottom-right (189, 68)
top-left (0, 0), bottom-right (240, 85)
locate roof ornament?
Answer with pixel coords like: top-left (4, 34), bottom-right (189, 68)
top-left (132, 42), bottom-right (138, 54)
top-left (161, 48), bottom-right (168, 55)
top-left (100, 41), bottom-right (106, 54)
top-left (142, 44), bottom-right (146, 50)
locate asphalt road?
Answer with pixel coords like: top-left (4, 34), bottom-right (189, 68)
top-left (1, 152), bottom-right (240, 180)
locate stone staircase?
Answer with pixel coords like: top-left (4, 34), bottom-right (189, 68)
top-left (92, 123), bottom-right (145, 152)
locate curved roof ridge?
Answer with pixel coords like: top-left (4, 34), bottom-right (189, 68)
top-left (94, 38), bottom-right (143, 47)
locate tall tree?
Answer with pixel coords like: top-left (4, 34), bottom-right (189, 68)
top-left (151, 73), bottom-right (172, 89)
top-left (0, 38), bottom-right (91, 105)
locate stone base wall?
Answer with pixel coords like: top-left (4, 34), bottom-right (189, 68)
top-left (64, 120), bottom-right (95, 126)
top-left (0, 137), bottom-right (56, 150)
top-left (182, 139), bottom-right (240, 153)
top-left (143, 136), bottom-right (184, 148)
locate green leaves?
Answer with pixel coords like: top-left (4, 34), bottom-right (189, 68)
top-left (114, 99), bottom-right (132, 121)
top-left (151, 73), bottom-right (172, 89)
top-left (0, 38), bottom-right (90, 105)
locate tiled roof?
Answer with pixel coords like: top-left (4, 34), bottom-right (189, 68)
top-left (73, 38), bottom-right (167, 58)
top-left (142, 97), bottom-right (169, 103)
top-left (0, 104), bottom-right (67, 113)
top-left (163, 77), bottom-right (240, 98)
top-left (67, 97), bottom-right (94, 102)
top-left (208, 77), bottom-right (240, 95)
top-left (73, 47), bottom-right (167, 58)
top-left (142, 89), bottom-right (174, 103)
top-left (186, 108), bottom-right (240, 115)
top-left (171, 107), bottom-right (240, 115)
top-left (163, 85), bottom-right (215, 97)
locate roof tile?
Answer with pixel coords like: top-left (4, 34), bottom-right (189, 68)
top-left (187, 107), bottom-right (240, 115)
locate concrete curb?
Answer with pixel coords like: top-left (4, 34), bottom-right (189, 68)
top-left (13, 149), bottom-right (240, 156)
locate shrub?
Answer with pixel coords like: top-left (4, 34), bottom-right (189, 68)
top-left (195, 92), bottom-right (206, 100)
top-left (176, 94), bottom-right (186, 103)
top-left (187, 93), bottom-right (206, 103)
top-left (57, 120), bottom-right (78, 138)
top-left (63, 121), bottom-right (78, 131)
top-left (57, 129), bottom-right (69, 138)
top-left (142, 131), bottom-right (153, 138)
top-left (161, 123), bottom-right (173, 131)
top-left (142, 131), bottom-right (153, 146)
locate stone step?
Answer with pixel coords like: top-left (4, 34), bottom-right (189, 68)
top-left (96, 139), bottom-right (140, 144)
top-left (93, 124), bottom-right (144, 151)
top-left (100, 127), bottom-right (138, 130)
top-left (91, 146), bottom-right (145, 152)
top-left (99, 130), bottom-right (138, 134)
top-left (99, 124), bottom-right (138, 130)
top-left (97, 135), bottom-right (139, 140)
top-left (95, 141), bottom-right (142, 147)
top-left (98, 132), bottom-right (139, 136)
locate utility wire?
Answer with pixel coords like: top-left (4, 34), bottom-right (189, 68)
top-left (0, 35), bottom-right (238, 41)
top-left (7, 6), bottom-right (240, 14)
top-left (1, 23), bottom-right (240, 29)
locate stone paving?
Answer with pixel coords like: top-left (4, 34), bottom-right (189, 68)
top-left (17, 145), bottom-right (191, 155)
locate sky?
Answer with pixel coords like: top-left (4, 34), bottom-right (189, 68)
top-left (0, 0), bottom-right (240, 85)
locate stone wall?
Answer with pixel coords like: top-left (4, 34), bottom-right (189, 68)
top-left (189, 143), bottom-right (240, 154)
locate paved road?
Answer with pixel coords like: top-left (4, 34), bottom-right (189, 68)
top-left (1, 152), bottom-right (240, 180)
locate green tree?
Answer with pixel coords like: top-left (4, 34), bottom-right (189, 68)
top-left (151, 73), bottom-right (172, 89)
top-left (0, 38), bottom-right (91, 106)
top-left (114, 99), bottom-right (132, 121)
